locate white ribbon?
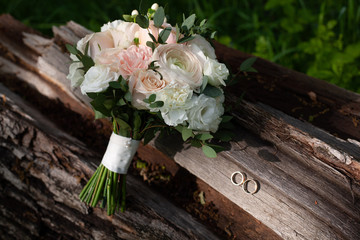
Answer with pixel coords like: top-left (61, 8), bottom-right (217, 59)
top-left (101, 132), bottom-right (140, 174)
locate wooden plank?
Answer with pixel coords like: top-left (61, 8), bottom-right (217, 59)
top-left (0, 83), bottom-right (221, 240)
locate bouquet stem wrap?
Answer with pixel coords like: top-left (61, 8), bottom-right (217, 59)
top-left (101, 133), bottom-right (140, 174)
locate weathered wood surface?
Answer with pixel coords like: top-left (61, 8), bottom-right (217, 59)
top-left (0, 83), bottom-right (223, 240)
top-left (1, 14), bottom-right (360, 239)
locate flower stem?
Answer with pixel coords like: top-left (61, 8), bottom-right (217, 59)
top-left (120, 174), bottom-right (127, 212)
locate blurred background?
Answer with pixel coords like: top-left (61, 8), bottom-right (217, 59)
top-left (1, 0), bottom-right (359, 92)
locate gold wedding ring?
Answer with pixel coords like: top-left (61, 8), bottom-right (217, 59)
top-left (242, 179), bottom-right (259, 195)
top-left (230, 171), bottom-right (246, 186)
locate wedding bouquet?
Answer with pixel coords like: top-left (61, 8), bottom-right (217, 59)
top-left (67, 3), bottom-right (233, 215)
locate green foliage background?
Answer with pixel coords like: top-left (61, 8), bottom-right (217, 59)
top-left (1, 0), bottom-right (359, 92)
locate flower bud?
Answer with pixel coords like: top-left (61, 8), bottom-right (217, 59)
top-left (151, 3), bottom-right (159, 11)
top-left (131, 10), bottom-right (139, 17)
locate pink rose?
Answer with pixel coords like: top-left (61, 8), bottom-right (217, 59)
top-left (128, 69), bottom-right (168, 109)
top-left (95, 45), bottom-right (152, 78)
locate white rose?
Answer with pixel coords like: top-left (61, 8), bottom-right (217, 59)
top-left (80, 66), bottom-right (119, 94)
top-left (101, 20), bottom-right (124, 32)
top-left (186, 94), bottom-right (224, 132)
top-left (204, 58), bottom-right (229, 87)
top-left (187, 35), bottom-right (217, 64)
top-left (67, 62), bottom-right (84, 87)
top-left (155, 83), bottom-right (193, 126)
top-left (76, 31), bottom-right (114, 59)
top-left (110, 21), bottom-right (140, 49)
top-left (153, 44), bottom-right (203, 90)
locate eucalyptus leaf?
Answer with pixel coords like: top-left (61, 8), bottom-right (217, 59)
top-left (181, 14), bottom-right (196, 31)
top-left (87, 92), bottom-right (98, 99)
top-left (148, 33), bottom-right (157, 43)
top-left (177, 35), bottom-right (195, 44)
top-left (221, 115), bottom-right (233, 123)
top-left (191, 139), bottom-right (202, 148)
top-left (115, 118), bottom-right (132, 137)
top-left (123, 14), bottom-right (133, 22)
top-left (181, 127), bottom-right (193, 141)
top-left (240, 57), bottom-right (257, 71)
top-left (66, 44), bottom-right (78, 55)
top-left (149, 101), bottom-right (164, 108)
top-left (202, 85), bottom-right (222, 98)
top-left (195, 133), bottom-right (213, 141)
top-left (109, 81), bottom-right (121, 89)
top-left (202, 145), bottom-right (217, 158)
top-left (136, 15), bottom-right (149, 29)
top-left (158, 27), bottom-right (172, 44)
top-left (124, 92), bottom-right (132, 102)
top-left (146, 41), bottom-right (156, 52)
top-left (201, 76), bottom-right (209, 92)
top-left (148, 94), bottom-right (156, 102)
top-left (153, 6), bottom-right (165, 27)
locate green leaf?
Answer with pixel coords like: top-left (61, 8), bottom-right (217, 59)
top-left (201, 76), bottom-right (209, 92)
top-left (136, 15), bottom-right (149, 29)
top-left (202, 145), bottom-right (217, 158)
top-left (66, 44), bottom-right (78, 55)
top-left (94, 110), bottom-right (106, 119)
top-left (146, 41), bottom-right (156, 52)
top-left (181, 14), bottom-right (196, 31)
top-left (202, 85), bottom-right (223, 98)
top-left (124, 92), bottom-right (132, 102)
top-left (80, 55), bottom-right (94, 72)
top-left (143, 98), bottom-right (150, 104)
top-left (175, 24), bottom-right (180, 41)
top-left (200, 19), bottom-right (207, 27)
top-left (148, 94), bottom-right (156, 102)
top-left (210, 31), bottom-right (217, 39)
top-left (177, 35), bottom-right (195, 44)
top-left (148, 33), bottom-right (157, 43)
top-left (181, 127), bottom-right (193, 141)
top-left (87, 92), bottom-right (98, 99)
top-left (123, 14), bottom-right (133, 22)
top-left (153, 6), bottom-right (165, 28)
top-left (158, 27), bottom-right (172, 44)
top-left (115, 118), bottom-right (132, 137)
top-left (240, 57), bottom-right (257, 72)
top-left (117, 98), bottom-right (126, 106)
top-left (143, 128), bottom-right (155, 145)
top-left (109, 81), bottom-right (121, 89)
top-left (103, 99), bottom-right (113, 110)
top-left (195, 133), bottom-right (213, 141)
top-left (214, 130), bottom-right (234, 142)
top-left (149, 101), bottom-right (164, 108)
top-left (221, 116), bottom-right (233, 123)
top-left (175, 125), bottom-right (183, 133)
top-left (190, 139), bottom-right (202, 148)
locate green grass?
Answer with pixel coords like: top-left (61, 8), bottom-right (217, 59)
top-left (1, 0), bottom-right (359, 92)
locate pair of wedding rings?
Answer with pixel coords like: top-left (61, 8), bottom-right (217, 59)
top-left (230, 171), bottom-right (259, 195)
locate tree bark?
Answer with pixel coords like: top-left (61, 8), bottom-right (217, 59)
top-left (0, 83), bottom-right (222, 240)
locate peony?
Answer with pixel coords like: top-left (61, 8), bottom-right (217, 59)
top-left (67, 62), bottom-right (84, 87)
top-left (128, 69), bottom-right (168, 109)
top-left (203, 58), bottom-right (229, 87)
top-left (153, 44), bottom-right (203, 90)
top-left (80, 65), bottom-right (119, 94)
top-left (154, 83), bottom-right (193, 126)
top-left (186, 94), bottom-right (224, 132)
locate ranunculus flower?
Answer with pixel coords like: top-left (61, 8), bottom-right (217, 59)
top-left (187, 35), bottom-right (217, 65)
top-left (128, 69), bottom-right (168, 109)
top-left (153, 44), bottom-right (203, 90)
top-left (67, 62), bottom-right (84, 87)
top-left (80, 65), bottom-right (119, 94)
top-left (204, 58), bottom-right (229, 87)
top-left (185, 94), bottom-right (224, 132)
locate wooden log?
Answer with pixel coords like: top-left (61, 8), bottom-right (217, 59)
top-left (0, 83), bottom-right (222, 240)
top-left (1, 14), bottom-right (359, 239)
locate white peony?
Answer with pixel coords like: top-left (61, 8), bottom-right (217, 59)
top-left (80, 65), bottom-right (119, 94)
top-left (185, 94), bottom-right (224, 132)
top-left (153, 44), bottom-right (203, 91)
top-left (101, 20), bottom-right (124, 32)
top-left (155, 83), bottom-right (193, 126)
top-left (204, 58), bottom-right (229, 87)
top-left (67, 62), bottom-right (85, 87)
